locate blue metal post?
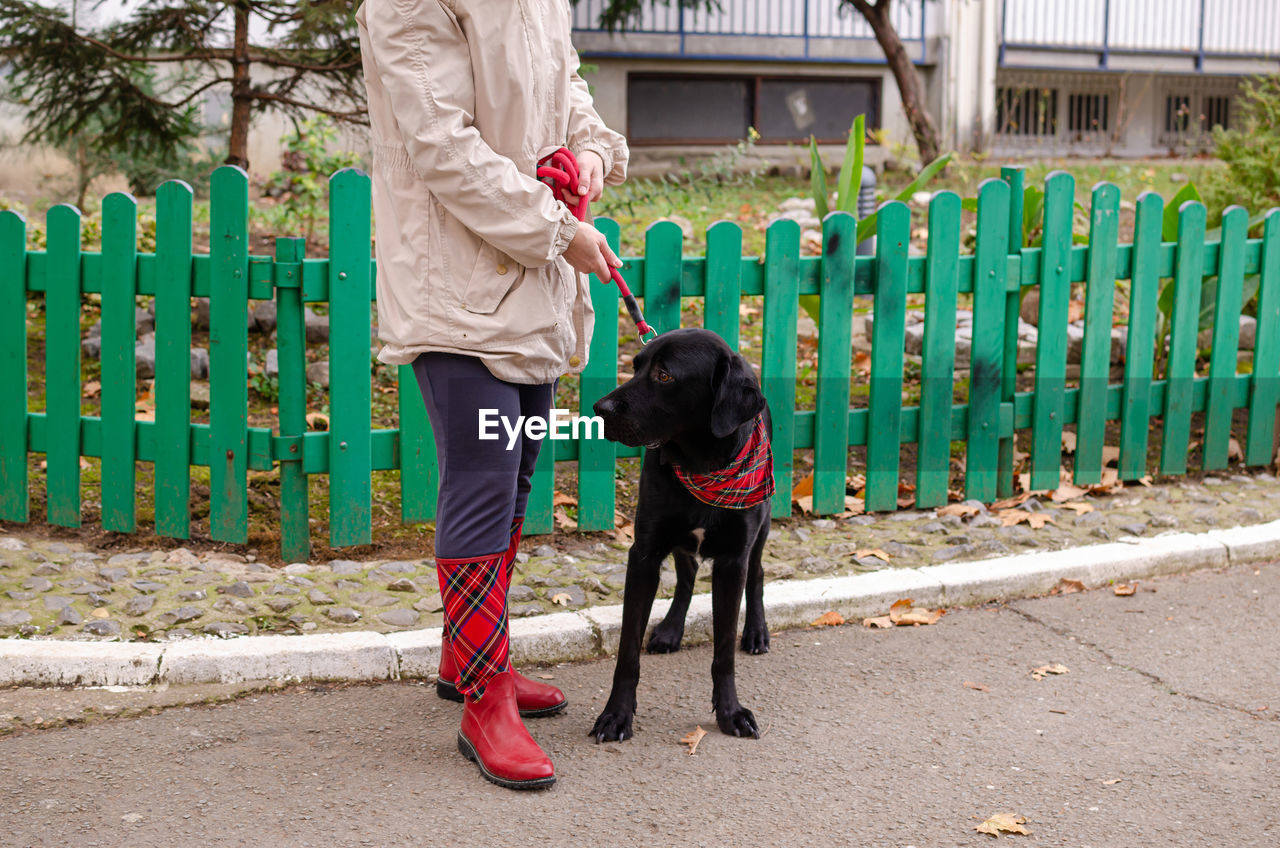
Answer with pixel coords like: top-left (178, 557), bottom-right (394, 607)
top-left (998, 0), bottom-right (1008, 66)
top-left (919, 0), bottom-right (927, 63)
top-left (1195, 0), bottom-right (1207, 71)
top-left (1101, 0), bottom-right (1111, 67)
top-left (803, 0), bottom-right (810, 59)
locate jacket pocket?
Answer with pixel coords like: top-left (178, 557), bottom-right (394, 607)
top-left (459, 242), bottom-right (520, 314)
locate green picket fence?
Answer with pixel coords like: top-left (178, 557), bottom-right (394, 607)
top-left (2, 166), bottom-right (1279, 562)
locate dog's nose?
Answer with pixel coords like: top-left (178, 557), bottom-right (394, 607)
top-left (593, 395), bottom-right (618, 418)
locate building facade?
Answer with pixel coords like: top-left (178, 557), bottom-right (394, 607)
top-left (571, 0), bottom-right (1280, 167)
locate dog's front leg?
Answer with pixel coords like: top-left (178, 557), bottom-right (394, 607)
top-left (590, 543), bottom-right (664, 742)
top-left (710, 555), bottom-right (760, 738)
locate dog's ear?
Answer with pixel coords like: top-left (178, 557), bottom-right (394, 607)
top-left (710, 350), bottom-right (766, 438)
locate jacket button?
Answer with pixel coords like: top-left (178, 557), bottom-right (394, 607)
top-left (496, 264), bottom-right (509, 275)
top-left (569, 355), bottom-right (581, 367)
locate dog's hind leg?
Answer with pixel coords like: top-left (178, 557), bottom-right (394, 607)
top-left (646, 547), bottom-right (698, 654)
top-left (709, 554), bottom-right (760, 738)
top-left (739, 522), bottom-right (770, 655)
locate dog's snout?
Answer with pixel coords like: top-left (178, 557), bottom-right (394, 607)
top-left (593, 395), bottom-right (620, 418)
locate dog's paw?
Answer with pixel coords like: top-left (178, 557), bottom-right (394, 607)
top-left (646, 623), bottom-right (684, 654)
top-left (716, 704), bottom-right (760, 739)
top-left (739, 625), bottom-right (770, 655)
top-left (590, 709), bottom-right (634, 743)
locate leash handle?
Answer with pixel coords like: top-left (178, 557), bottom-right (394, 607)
top-left (538, 147), bottom-right (655, 344)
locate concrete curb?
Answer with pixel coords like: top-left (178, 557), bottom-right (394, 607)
top-left (4, 520), bottom-right (1279, 688)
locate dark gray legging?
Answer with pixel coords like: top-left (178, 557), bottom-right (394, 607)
top-left (411, 352), bottom-right (552, 559)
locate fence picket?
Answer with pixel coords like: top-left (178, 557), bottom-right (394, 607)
top-left (1074, 183), bottom-right (1120, 485)
top-left (397, 363), bottom-right (437, 524)
top-left (578, 218), bottom-right (621, 532)
top-left (1159, 201), bottom-right (1207, 476)
top-left (208, 166), bottom-right (250, 542)
top-left (44, 205), bottom-right (82, 527)
top-left (0, 210), bottom-right (27, 522)
top-left (761, 220), bottom-right (800, 518)
top-left (997, 166), bottom-right (1025, 498)
top-left (1030, 172), bottom-right (1075, 491)
top-left (814, 213), bottom-right (856, 514)
top-left (327, 169), bottom-right (373, 548)
top-left (99, 192), bottom-right (139, 532)
top-left (917, 191), bottom-right (961, 507)
top-left (966, 181), bottom-right (1010, 501)
top-left (1246, 210), bottom-right (1280, 466)
top-left (644, 220), bottom-right (684, 336)
top-left (275, 237), bottom-right (310, 562)
top-left (866, 203), bottom-right (909, 512)
top-left (154, 181), bottom-right (194, 538)
top-left (1203, 206), bottom-right (1247, 469)
top-left (705, 221), bottom-right (743, 348)
top-left (1119, 193), bottom-right (1164, 479)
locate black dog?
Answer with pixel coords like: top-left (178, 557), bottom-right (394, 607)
top-left (590, 328), bottom-right (773, 742)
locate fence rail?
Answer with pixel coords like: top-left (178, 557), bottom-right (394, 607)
top-left (2, 166), bottom-right (1279, 562)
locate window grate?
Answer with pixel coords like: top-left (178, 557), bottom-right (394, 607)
top-left (996, 87), bottom-right (1058, 137)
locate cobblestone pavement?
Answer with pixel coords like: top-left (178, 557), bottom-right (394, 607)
top-left (1, 471), bottom-right (1278, 643)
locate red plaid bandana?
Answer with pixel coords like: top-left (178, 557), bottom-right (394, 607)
top-left (672, 414), bottom-right (775, 509)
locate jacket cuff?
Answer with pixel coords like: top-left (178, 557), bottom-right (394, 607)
top-left (553, 206), bottom-right (580, 258)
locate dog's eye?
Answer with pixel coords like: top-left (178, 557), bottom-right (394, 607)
top-left (653, 369), bottom-right (674, 384)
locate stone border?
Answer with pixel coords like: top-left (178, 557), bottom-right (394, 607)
top-left (3, 521), bottom-right (1278, 688)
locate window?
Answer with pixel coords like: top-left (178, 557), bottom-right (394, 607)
top-left (996, 87), bottom-right (1058, 137)
top-left (1202, 95), bottom-right (1230, 131)
top-left (626, 74), bottom-right (879, 144)
top-left (1067, 93), bottom-right (1109, 134)
top-left (1165, 95), bottom-right (1192, 134)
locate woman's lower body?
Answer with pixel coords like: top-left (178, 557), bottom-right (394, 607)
top-left (411, 352), bottom-right (565, 790)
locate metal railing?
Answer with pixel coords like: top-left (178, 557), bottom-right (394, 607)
top-left (571, 0), bottom-right (934, 62)
top-left (1001, 0), bottom-right (1280, 68)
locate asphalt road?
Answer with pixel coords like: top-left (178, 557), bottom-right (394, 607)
top-left (2, 561), bottom-right (1276, 847)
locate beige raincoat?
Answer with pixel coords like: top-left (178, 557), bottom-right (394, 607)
top-left (356, 0), bottom-right (628, 384)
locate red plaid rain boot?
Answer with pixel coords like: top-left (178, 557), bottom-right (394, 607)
top-left (436, 552), bottom-right (555, 790)
top-left (435, 520), bottom-right (567, 716)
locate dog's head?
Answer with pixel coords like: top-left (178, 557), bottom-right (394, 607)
top-left (592, 328), bottom-right (766, 449)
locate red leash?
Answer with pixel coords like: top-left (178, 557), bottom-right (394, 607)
top-left (537, 148), bottom-right (656, 342)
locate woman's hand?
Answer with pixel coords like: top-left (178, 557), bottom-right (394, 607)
top-left (563, 220), bottom-right (621, 283)
top-left (575, 150), bottom-right (605, 202)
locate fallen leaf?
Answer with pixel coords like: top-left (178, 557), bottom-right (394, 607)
top-left (1031, 663), bottom-right (1070, 680)
top-left (841, 495), bottom-right (865, 517)
top-left (974, 813), bottom-right (1031, 837)
top-left (1113, 582), bottom-right (1137, 596)
top-left (963, 680), bottom-right (989, 692)
top-left (554, 508), bottom-right (576, 530)
top-left (1102, 778), bottom-right (1123, 786)
top-left (1101, 444), bottom-right (1120, 467)
top-left (791, 472), bottom-right (814, 502)
top-left (1055, 578), bottom-right (1086, 595)
top-left (680, 725), bottom-right (707, 756)
top-left (1061, 430), bottom-right (1077, 453)
top-left (1058, 501), bottom-right (1094, 515)
top-left (991, 493), bottom-right (1033, 510)
top-left (794, 494), bottom-right (814, 515)
top-left (553, 491), bottom-right (578, 507)
top-left (937, 502), bottom-right (981, 518)
top-left (305, 411), bottom-right (329, 431)
top-left (83, 380), bottom-right (101, 398)
top-left (862, 615), bottom-right (894, 629)
top-left (1050, 483), bottom-right (1090, 502)
top-left (612, 523), bottom-right (635, 544)
top-left (888, 598), bottom-right (945, 626)
top-left (810, 611), bottom-right (845, 628)
top-left (537, 674), bottom-right (555, 680)
top-left (1229, 437), bottom-right (1244, 462)
top-left (549, 592), bottom-right (572, 606)
top-left (852, 350), bottom-right (871, 376)
top-left (853, 548), bottom-right (891, 562)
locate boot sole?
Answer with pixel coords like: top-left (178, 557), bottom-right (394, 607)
top-left (457, 732), bottom-right (556, 790)
top-left (437, 679), bottom-right (568, 718)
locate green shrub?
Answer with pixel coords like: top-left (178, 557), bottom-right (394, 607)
top-left (1205, 74), bottom-right (1280, 221)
